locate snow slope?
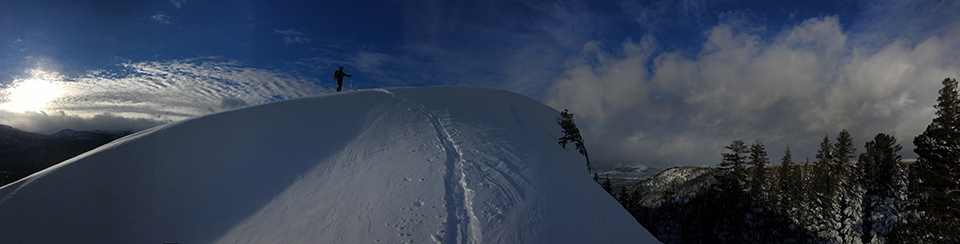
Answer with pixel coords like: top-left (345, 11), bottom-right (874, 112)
top-left (0, 87), bottom-right (659, 243)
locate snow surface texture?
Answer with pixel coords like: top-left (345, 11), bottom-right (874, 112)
top-left (0, 87), bottom-right (659, 243)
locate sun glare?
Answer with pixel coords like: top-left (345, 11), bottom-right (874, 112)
top-left (1, 78), bottom-right (63, 113)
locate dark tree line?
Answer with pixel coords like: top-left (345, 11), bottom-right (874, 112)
top-left (704, 131), bottom-right (914, 243)
top-left (604, 77), bottom-right (960, 243)
top-left (706, 78), bottom-right (960, 243)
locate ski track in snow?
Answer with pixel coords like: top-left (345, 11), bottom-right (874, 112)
top-left (376, 89), bottom-right (483, 244)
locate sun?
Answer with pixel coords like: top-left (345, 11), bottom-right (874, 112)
top-left (1, 78), bottom-right (63, 113)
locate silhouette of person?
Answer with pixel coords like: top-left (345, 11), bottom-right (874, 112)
top-left (333, 66), bottom-right (352, 92)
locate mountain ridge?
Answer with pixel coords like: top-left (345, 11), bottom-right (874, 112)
top-left (0, 126), bottom-right (133, 186)
top-left (0, 124), bottom-right (44, 150)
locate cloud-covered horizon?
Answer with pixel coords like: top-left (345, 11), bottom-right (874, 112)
top-left (544, 8), bottom-right (960, 168)
top-left (0, 111), bottom-right (166, 134)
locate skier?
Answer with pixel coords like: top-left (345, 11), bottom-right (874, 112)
top-left (333, 66), bottom-right (352, 92)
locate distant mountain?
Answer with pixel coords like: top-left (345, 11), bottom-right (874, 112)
top-left (44, 129), bottom-right (132, 140)
top-left (0, 124), bottom-right (44, 150)
top-left (0, 128), bottom-right (133, 186)
top-left (609, 166), bottom-right (817, 243)
top-left (631, 166), bottom-right (719, 206)
top-left (595, 163), bottom-right (665, 186)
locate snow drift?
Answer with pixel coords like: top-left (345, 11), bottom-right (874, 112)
top-left (0, 87), bottom-right (659, 243)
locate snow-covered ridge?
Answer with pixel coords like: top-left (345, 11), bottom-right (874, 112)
top-left (636, 167), bottom-right (719, 206)
top-left (0, 87), bottom-right (659, 243)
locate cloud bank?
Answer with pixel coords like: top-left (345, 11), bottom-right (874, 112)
top-left (0, 111), bottom-right (165, 134)
top-left (545, 14), bottom-right (960, 168)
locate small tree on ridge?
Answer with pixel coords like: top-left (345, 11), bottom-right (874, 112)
top-left (558, 109), bottom-right (591, 173)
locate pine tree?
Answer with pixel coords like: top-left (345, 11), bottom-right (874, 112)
top-left (814, 134), bottom-right (842, 243)
top-left (910, 77), bottom-right (960, 242)
top-left (835, 129), bottom-right (856, 176)
top-left (817, 134), bottom-right (836, 184)
top-left (860, 133), bottom-right (905, 244)
top-left (602, 177), bottom-right (612, 193)
top-left (858, 150), bottom-right (877, 242)
top-left (616, 185), bottom-right (631, 205)
top-left (840, 160), bottom-right (865, 244)
top-left (720, 139), bottom-right (749, 189)
top-left (835, 129), bottom-right (862, 244)
top-left (558, 109), bottom-right (591, 173)
top-left (815, 134), bottom-right (837, 195)
top-left (777, 147), bottom-right (797, 217)
top-left (797, 158), bottom-right (819, 234)
top-left (716, 139), bottom-right (750, 240)
top-left (749, 140), bottom-right (770, 205)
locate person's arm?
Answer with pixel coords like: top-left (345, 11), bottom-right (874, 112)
top-left (346, 73), bottom-right (352, 77)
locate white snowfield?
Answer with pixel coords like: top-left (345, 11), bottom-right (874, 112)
top-left (0, 87), bottom-right (660, 243)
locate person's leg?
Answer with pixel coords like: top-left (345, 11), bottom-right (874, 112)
top-left (337, 80), bottom-right (343, 92)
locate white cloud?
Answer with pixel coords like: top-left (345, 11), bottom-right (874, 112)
top-left (170, 0), bottom-right (186, 9)
top-left (274, 29), bottom-right (311, 44)
top-left (0, 58), bottom-right (332, 133)
top-left (545, 38), bottom-right (656, 123)
top-left (544, 15), bottom-right (960, 168)
top-left (12, 58), bottom-right (332, 123)
top-left (150, 12), bottom-right (171, 24)
top-left (350, 51), bottom-right (392, 72)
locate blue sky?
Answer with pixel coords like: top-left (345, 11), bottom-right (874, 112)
top-left (1, 0), bottom-right (959, 168)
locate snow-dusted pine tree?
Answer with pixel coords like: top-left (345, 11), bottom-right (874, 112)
top-left (749, 140), bottom-right (770, 205)
top-left (835, 129), bottom-right (856, 176)
top-left (813, 135), bottom-right (842, 243)
top-left (776, 147), bottom-right (797, 218)
top-left (720, 140), bottom-right (749, 189)
top-left (836, 129), bottom-right (863, 244)
top-left (714, 139), bottom-right (752, 242)
top-left (910, 77), bottom-right (960, 242)
top-left (840, 161), bottom-right (865, 244)
top-left (859, 133), bottom-right (906, 244)
top-left (796, 158), bottom-right (820, 235)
